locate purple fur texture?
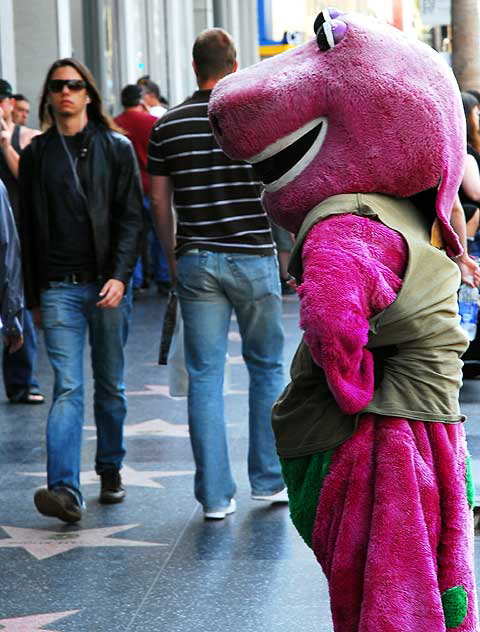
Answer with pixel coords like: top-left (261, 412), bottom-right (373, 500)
top-left (299, 214), bottom-right (406, 413)
top-left (313, 416), bottom-right (478, 632)
top-left (209, 13), bottom-right (465, 255)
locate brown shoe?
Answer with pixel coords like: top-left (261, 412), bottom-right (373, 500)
top-left (34, 487), bottom-right (82, 523)
top-left (99, 470), bottom-right (126, 504)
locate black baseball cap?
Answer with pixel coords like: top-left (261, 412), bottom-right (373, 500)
top-left (0, 79), bottom-right (13, 99)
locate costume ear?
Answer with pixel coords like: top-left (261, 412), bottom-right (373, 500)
top-left (313, 7), bottom-right (343, 33)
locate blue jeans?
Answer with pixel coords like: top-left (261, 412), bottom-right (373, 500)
top-left (40, 282), bottom-right (132, 504)
top-left (3, 309), bottom-right (40, 398)
top-left (133, 197), bottom-right (170, 287)
top-left (177, 251), bottom-right (285, 510)
top-left (144, 197), bottom-right (170, 283)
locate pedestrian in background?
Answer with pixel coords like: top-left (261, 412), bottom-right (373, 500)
top-left (137, 77), bottom-right (168, 117)
top-left (0, 179), bottom-right (23, 355)
top-left (148, 28), bottom-right (287, 520)
top-left (12, 94), bottom-right (31, 126)
top-left (18, 58), bottom-right (143, 523)
top-left (0, 78), bottom-right (43, 405)
top-left (115, 84), bottom-right (170, 295)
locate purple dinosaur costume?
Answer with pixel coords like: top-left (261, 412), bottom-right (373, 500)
top-left (209, 8), bottom-right (479, 631)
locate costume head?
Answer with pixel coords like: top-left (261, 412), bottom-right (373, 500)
top-left (209, 8), bottom-right (465, 255)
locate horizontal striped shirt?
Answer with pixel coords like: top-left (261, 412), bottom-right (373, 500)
top-left (147, 89), bottom-right (274, 256)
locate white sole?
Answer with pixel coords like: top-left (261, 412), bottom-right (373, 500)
top-left (204, 498), bottom-right (236, 520)
top-left (251, 488), bottom-right (289, 503)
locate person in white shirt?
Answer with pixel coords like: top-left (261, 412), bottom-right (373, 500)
top-left (137, 78), bottom-right (167, 119)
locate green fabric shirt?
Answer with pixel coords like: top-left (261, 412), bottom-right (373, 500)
top-left (273, 193), bottom-right (468, 458)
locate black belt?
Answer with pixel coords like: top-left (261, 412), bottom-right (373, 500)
top-left (48, 272), bottom-right (99, 284)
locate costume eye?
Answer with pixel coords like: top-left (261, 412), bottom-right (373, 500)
top-left (313, 7), bottom-right (343, 34)
top-left (315, 18), bottom-right (348, 52)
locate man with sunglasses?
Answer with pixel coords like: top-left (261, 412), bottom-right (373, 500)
top-left (0, 79), bottom-right (43, 405)
top-left (18, 59), bottom-right (143, 523)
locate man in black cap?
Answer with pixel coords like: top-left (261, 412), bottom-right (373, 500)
top-left (0, 79), bottom-right (43, 404)
top-left (0, 80), bottom-right (39, 182)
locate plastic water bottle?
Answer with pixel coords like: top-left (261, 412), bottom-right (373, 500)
top-left (458, 282), bottom-right (479, 341)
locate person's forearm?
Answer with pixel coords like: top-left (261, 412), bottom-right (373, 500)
top-left (450, 195), bottom-right (468, 254)
top-left (472, 131), bottom-right (480, 155)
top-left (149, 174), bottom-right (176, 279)
top-left (151, 200), bottom-right (175, 272)
top-left (1, 143), bottom-right (19, 178)
top-left (450, 194), bottom-right (480, 286)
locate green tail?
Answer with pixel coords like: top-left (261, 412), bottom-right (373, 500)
top-left (466, 454), bottom-right (475, 510)
top-left (281, 450), bottom-right (334, 549)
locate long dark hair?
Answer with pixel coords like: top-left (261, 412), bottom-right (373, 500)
top-left (38, 58), bottom-right (120, 132)
top-left (461, 91), bottom-right (480, 148)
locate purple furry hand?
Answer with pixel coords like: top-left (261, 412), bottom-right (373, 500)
top-left (298, 214), bottom-right (407, 414)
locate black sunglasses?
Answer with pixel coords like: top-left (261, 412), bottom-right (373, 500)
top-left (48, 79), bottom-right (87, 93)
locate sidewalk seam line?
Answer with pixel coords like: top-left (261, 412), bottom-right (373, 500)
top-left (123, 503), bottom-right (200, 632)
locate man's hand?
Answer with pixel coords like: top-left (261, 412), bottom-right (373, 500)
top-left (457, 254), bottom-right (480, 287)
top-left (0, 115), bottom-right (12, 150)
top-left (3, 333), bottom-right (23, 353)
top-left (149, 175), bottom-right (176, 284)
top-left (96, 279), bottom-right (125, 308)
top-left (286, 277), bottom-right (297, 291)
top-left (167, 256), bottom-right (177, 287)
top-left (32, 306), bottom-right (42, 328)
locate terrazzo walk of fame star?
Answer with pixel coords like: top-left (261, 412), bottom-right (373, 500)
top-left (0, 524), bottom-right (165, 560)
top-left (124, 383), bottom-right (248, 397)
top-left (20, 465), bottom-right (194, 489)
top-left (84, 418), bottom-right (189, 438)
top-left (125, 384), bottom-right (183, 397)
top-left (0, 610), bottom-right (80, 631)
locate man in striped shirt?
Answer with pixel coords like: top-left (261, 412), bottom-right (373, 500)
top-left (148, 28), bottom-right (286, 520)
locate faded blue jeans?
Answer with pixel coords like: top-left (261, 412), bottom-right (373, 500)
top-left (177, 250), bottom-right (285, 511)
top-left (40, 281), bottom-right (132, 504)
top-left (3, 308), bottom-right (40, 399)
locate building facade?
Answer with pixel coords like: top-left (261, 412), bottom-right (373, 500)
top-left (0, 0), bottom-right (259, 123)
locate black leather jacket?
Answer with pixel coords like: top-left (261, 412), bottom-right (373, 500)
top-left (18, 123), bottom-right (143, 308)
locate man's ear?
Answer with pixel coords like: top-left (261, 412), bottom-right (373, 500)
top-left (232, 60), bottom-right (238, 73)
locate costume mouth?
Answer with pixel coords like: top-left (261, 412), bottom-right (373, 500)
top-left (248, 117), bottom-right (328, 193)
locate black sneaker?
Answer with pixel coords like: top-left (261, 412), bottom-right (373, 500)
top-left (34, 487), bottom-right (82, 523)
top-left (99, 470), bottom-right (125, 504)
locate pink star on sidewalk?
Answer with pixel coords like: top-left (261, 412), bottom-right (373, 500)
top-left (20, 465), bottom-right (194, 490)
top-left (0, 609), bottom-right (79, 631)
top-left (0, 524), bottom-right (165, 560)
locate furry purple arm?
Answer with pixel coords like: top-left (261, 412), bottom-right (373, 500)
top-left (298, 214), bottom-right (408, 414)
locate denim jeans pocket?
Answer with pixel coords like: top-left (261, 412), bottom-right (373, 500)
top-left (177, 251), bottom-right (210, 295)
top-left (227, 254), bottom-right (280, 300)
